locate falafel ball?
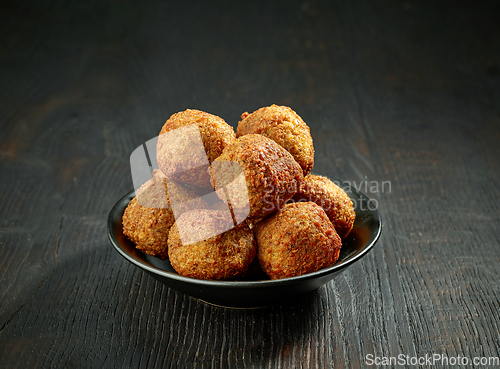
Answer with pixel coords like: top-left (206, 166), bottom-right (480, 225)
top-left (254, 202), bottom-right (342, 280)
top-left (291, 174), bottom-right (355, 239)
top-left (156, 109), bottom-right (236, 187)
top-left (210, 134), bottom-right (303, 220)
top-left (237, 105), bottom-right (314, 176)
top-left (168, 209), bottom-right (257, 280)
top-left (122, 169), bottom-right (208, 259)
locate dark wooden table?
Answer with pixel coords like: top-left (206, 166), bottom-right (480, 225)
top-left (1, 0), bottom-right (499, 368)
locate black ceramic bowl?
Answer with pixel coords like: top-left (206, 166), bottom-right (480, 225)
top-left (108, 177), bottom-right (382, 308)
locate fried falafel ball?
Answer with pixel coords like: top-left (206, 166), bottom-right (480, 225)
top-left (210, 134), bottom-right (303, 220)
top-left (254, 202), bottom-right (342, 280)
top-left (122, 169), bottom-right (208, 259)
top-left (168, 209), bottom-right (257, 280)
top-left (237, 105), bottom-right (314, 176)
top-left (291, 174), bottom-right (355, 239)
top-left (156, 109), bottom-right (236, 187)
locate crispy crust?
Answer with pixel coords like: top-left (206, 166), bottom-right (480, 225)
top-left (168, 209), bottom-right (257, 280)
top-left (237, 105), bottom-right (314, 176)
top-left (210, 134), bottom-right (303, 219)
top-left (122, 170), bottom-right (208, 259)
top-left (156, 109), bottom-right (236, 187)
top-left (254, 202), bottom-right (341, 280)
top-left (291, 174), bottom-right (355, 239)
top-left (122, 196), bottom-right (173, 259)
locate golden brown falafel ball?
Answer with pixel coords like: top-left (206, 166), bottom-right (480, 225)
top-left (122, 170), bottom-right (208, 259)
top-left (210, 134), bottom-right (303, 220)
top-left (156, 109), bottom-right (236, 187)
top-left (254, 202), bottom-right (342, 280)
top-left (237, 105), bottom-right (314, 176)
top-left (122, 198), bottom-right (172, 259)
top-left (291, 174), bottom-right (355, 239)
top-left (168, 209), bottom-right (257, 280)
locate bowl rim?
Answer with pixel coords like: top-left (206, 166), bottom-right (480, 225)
top-left (108, 176), bottom-right (382, 288)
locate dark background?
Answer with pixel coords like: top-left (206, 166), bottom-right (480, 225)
top-left (1, 0), bottom-right (499, 368)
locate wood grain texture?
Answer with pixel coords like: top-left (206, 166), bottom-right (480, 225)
top-left (1, 0), bottom-right (499, 368)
